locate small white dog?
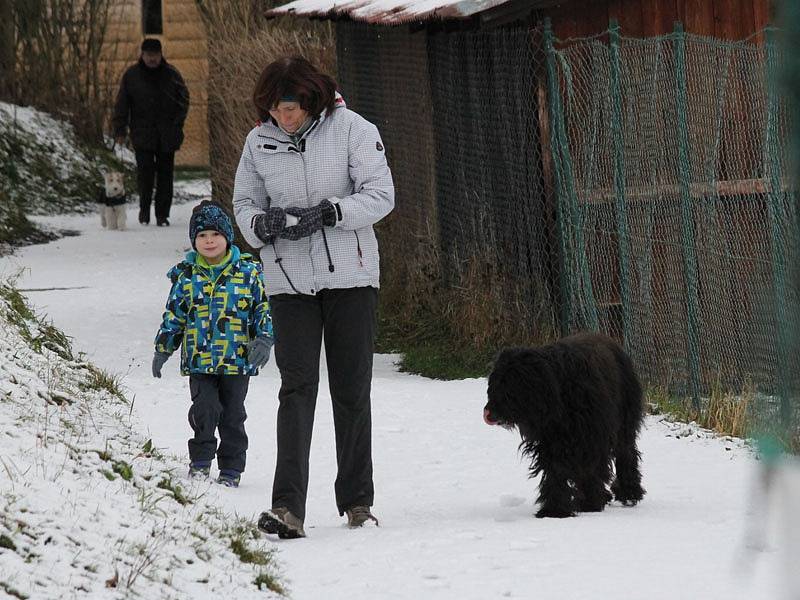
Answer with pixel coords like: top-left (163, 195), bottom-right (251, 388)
top-left (99, 171), bottom-right (127, 230)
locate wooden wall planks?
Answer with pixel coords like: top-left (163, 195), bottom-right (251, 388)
top-left (546, 0), bottom-right (774, 41)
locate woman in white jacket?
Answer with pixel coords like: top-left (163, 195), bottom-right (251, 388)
top-left (233, 56), bottom-right (394, 539)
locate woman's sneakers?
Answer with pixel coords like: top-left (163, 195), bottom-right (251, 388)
top-left (216, 469), bottom-right (241, 488)
top-left (346, 506), bottom-right (380, 528)
top-left (258, 508), bottom-right (306, 539)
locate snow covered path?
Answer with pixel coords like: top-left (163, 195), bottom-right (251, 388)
top-left (0, 197), bottom-right (786, 599)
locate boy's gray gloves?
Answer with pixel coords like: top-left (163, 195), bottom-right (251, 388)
top-left (253, 207), bottom-right (287, 243)
top-left (281, 199), bottom-right (337, 241)
top-left (247, 337), bottom-right (273, 368)
top-left (152, 351), bottom-right (170, 378)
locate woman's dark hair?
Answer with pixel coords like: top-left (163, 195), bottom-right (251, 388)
top-left (253, 56), bottom-right (338, 122)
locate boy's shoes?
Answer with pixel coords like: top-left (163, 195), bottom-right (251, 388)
top-left (157, 218), bottom-right (170, 227)
top-left (216, 469), bottom-right (241, 488)
top-left (188, 461), bottom-right (211, 479)
top-left (258, 507), bottom-right (305, 539)
top-left (138, 209), bottom-right (149, 225)
top-left (346, 505), bottom-right (380, 528)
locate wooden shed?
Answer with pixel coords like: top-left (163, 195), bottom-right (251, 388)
top-left (104, 0), bottom-right (209, 167)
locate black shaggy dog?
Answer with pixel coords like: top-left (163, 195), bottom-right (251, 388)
top-left (484, 332), bottom-right (645, 518)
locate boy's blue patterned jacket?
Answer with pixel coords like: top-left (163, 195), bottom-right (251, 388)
top-left (154, 245), bottom-right (273, 375)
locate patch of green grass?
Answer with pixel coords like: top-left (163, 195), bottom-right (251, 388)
top-left (230, 537), bottom-right (272, 566)
top-left (218, 518), bottom-right (284, 594)
top-left (397, 342), bottom-right (494, 380)
top-left (254, 571), bottom-right (286, 596)
top-left (112, 460), bottom-right (133, 481)
top-left (80, 365), bottom-right (125, 401)
top-left (30, 321), bottom-right (74, 361)
top-left (156, 476), bottom-right (191, 506)
top-left (101, 469), bottom-right (116, 481)
top-left (0, 534), bottom-right (16, 551)
top-left (377, 312), bottom-right (494, 380)
top-left (0, 581), bottom-right (28, 599)
top-left (174, 167), bottom-right (210, 181)
top-left (0, 282), bottom-right (36, 323)
top-left (0, 282), bottom-right (74, 361)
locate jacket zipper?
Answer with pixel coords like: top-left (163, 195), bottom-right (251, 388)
top-left (203, 262), bottom-right (232, 338)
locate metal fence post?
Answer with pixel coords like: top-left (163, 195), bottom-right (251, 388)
top-left (674, 22), bottom-right (702, 409)
top-left (543, 18), bottom-right (599, 334)
top-left (764, 27), bottom-right (790, 425)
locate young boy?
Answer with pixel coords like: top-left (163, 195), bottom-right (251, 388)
top-left (152, 200), bottom-right (274, 487)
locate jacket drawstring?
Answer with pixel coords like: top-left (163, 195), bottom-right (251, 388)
top-left (271, 239), bottom-right (301, 294)
top-left (321, 229), bottom-right (335, 273)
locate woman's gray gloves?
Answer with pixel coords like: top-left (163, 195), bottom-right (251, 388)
top-left (281, 199), bottom-right (337, 241)
top-left (152, 351), bottom-right (170, 378)
top-left (253, 207), bottom-right (288, 243)
top-left (247, 337), bottom-right (273, 368)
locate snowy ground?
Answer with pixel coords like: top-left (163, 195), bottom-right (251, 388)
top-left (0, 197), bottom-right (795, 599)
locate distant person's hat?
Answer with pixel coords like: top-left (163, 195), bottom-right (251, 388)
top-left (189, 201), bottom-right (234, 250)
top-left (141, 38), bottom-right (162, 53)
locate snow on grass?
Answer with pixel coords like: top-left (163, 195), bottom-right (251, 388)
top-left (0, 282), bottom-right (285, 599)
top-left (0, 102), bottom-right (132, 217)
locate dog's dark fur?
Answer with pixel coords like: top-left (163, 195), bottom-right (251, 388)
top-left (485, 332), bottom-right (645, 518)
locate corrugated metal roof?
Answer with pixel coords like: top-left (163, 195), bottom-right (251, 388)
top-left (266, 0), bottom-right (536, 25)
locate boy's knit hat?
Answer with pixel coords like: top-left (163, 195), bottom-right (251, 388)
top-left (189, 201), bottom-right (234, 250)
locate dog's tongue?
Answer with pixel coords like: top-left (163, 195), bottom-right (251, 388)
top-left (483, 408), bottom-right (497, 426)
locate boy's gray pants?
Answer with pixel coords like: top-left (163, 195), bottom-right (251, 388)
top-left (269, 287), bottom-right (377, 521)
top-left (188, 374), bottom-right (250, 473)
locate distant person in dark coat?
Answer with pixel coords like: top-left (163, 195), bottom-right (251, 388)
top-left (113, 38), bottom-right (189, 227)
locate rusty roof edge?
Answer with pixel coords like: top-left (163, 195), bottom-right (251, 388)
top-left (267, 0), bottom-right (370, 18)
top-left (266, 0), bottom-right (540, 22)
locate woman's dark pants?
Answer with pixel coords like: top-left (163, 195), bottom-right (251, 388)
top-left (269, 287), bottom-right (377, 521)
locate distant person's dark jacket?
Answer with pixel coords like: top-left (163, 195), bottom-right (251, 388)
top-left (112, 58), bottom-right (189, 153)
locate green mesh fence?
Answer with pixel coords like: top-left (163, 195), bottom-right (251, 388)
top-left (337, 22), bottom-right (557, 351)
top-left (545, 21), bottom-right (800, 419)
top-left (333, 18), bottom-right (799, 431)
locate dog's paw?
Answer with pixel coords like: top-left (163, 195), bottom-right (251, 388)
top-left (618, 498), bottom-right (641, 507)
top-left (612, 482), bottom-right (645, 506)
top-left (535, 506), bottom-right (575, 519)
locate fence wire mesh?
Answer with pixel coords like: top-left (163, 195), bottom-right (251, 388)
top-left (546, 23), bottom-right (800, 421)
top-left (333, 19), bottom-right (798, 432)
top-left (337, 22), bottom-right (557, 351)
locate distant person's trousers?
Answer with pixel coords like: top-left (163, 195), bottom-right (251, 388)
top-left (135, 150), bottom-right (175, 221)
top-left (187, 374), bottom-right (250, 473)
top-left (269, 287), bottom-right (378, 521)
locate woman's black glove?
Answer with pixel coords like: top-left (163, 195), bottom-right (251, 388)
top-left (253, 207), bottom-right (287, 243)
top-left (280, 200), bottom-right (337, 241)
